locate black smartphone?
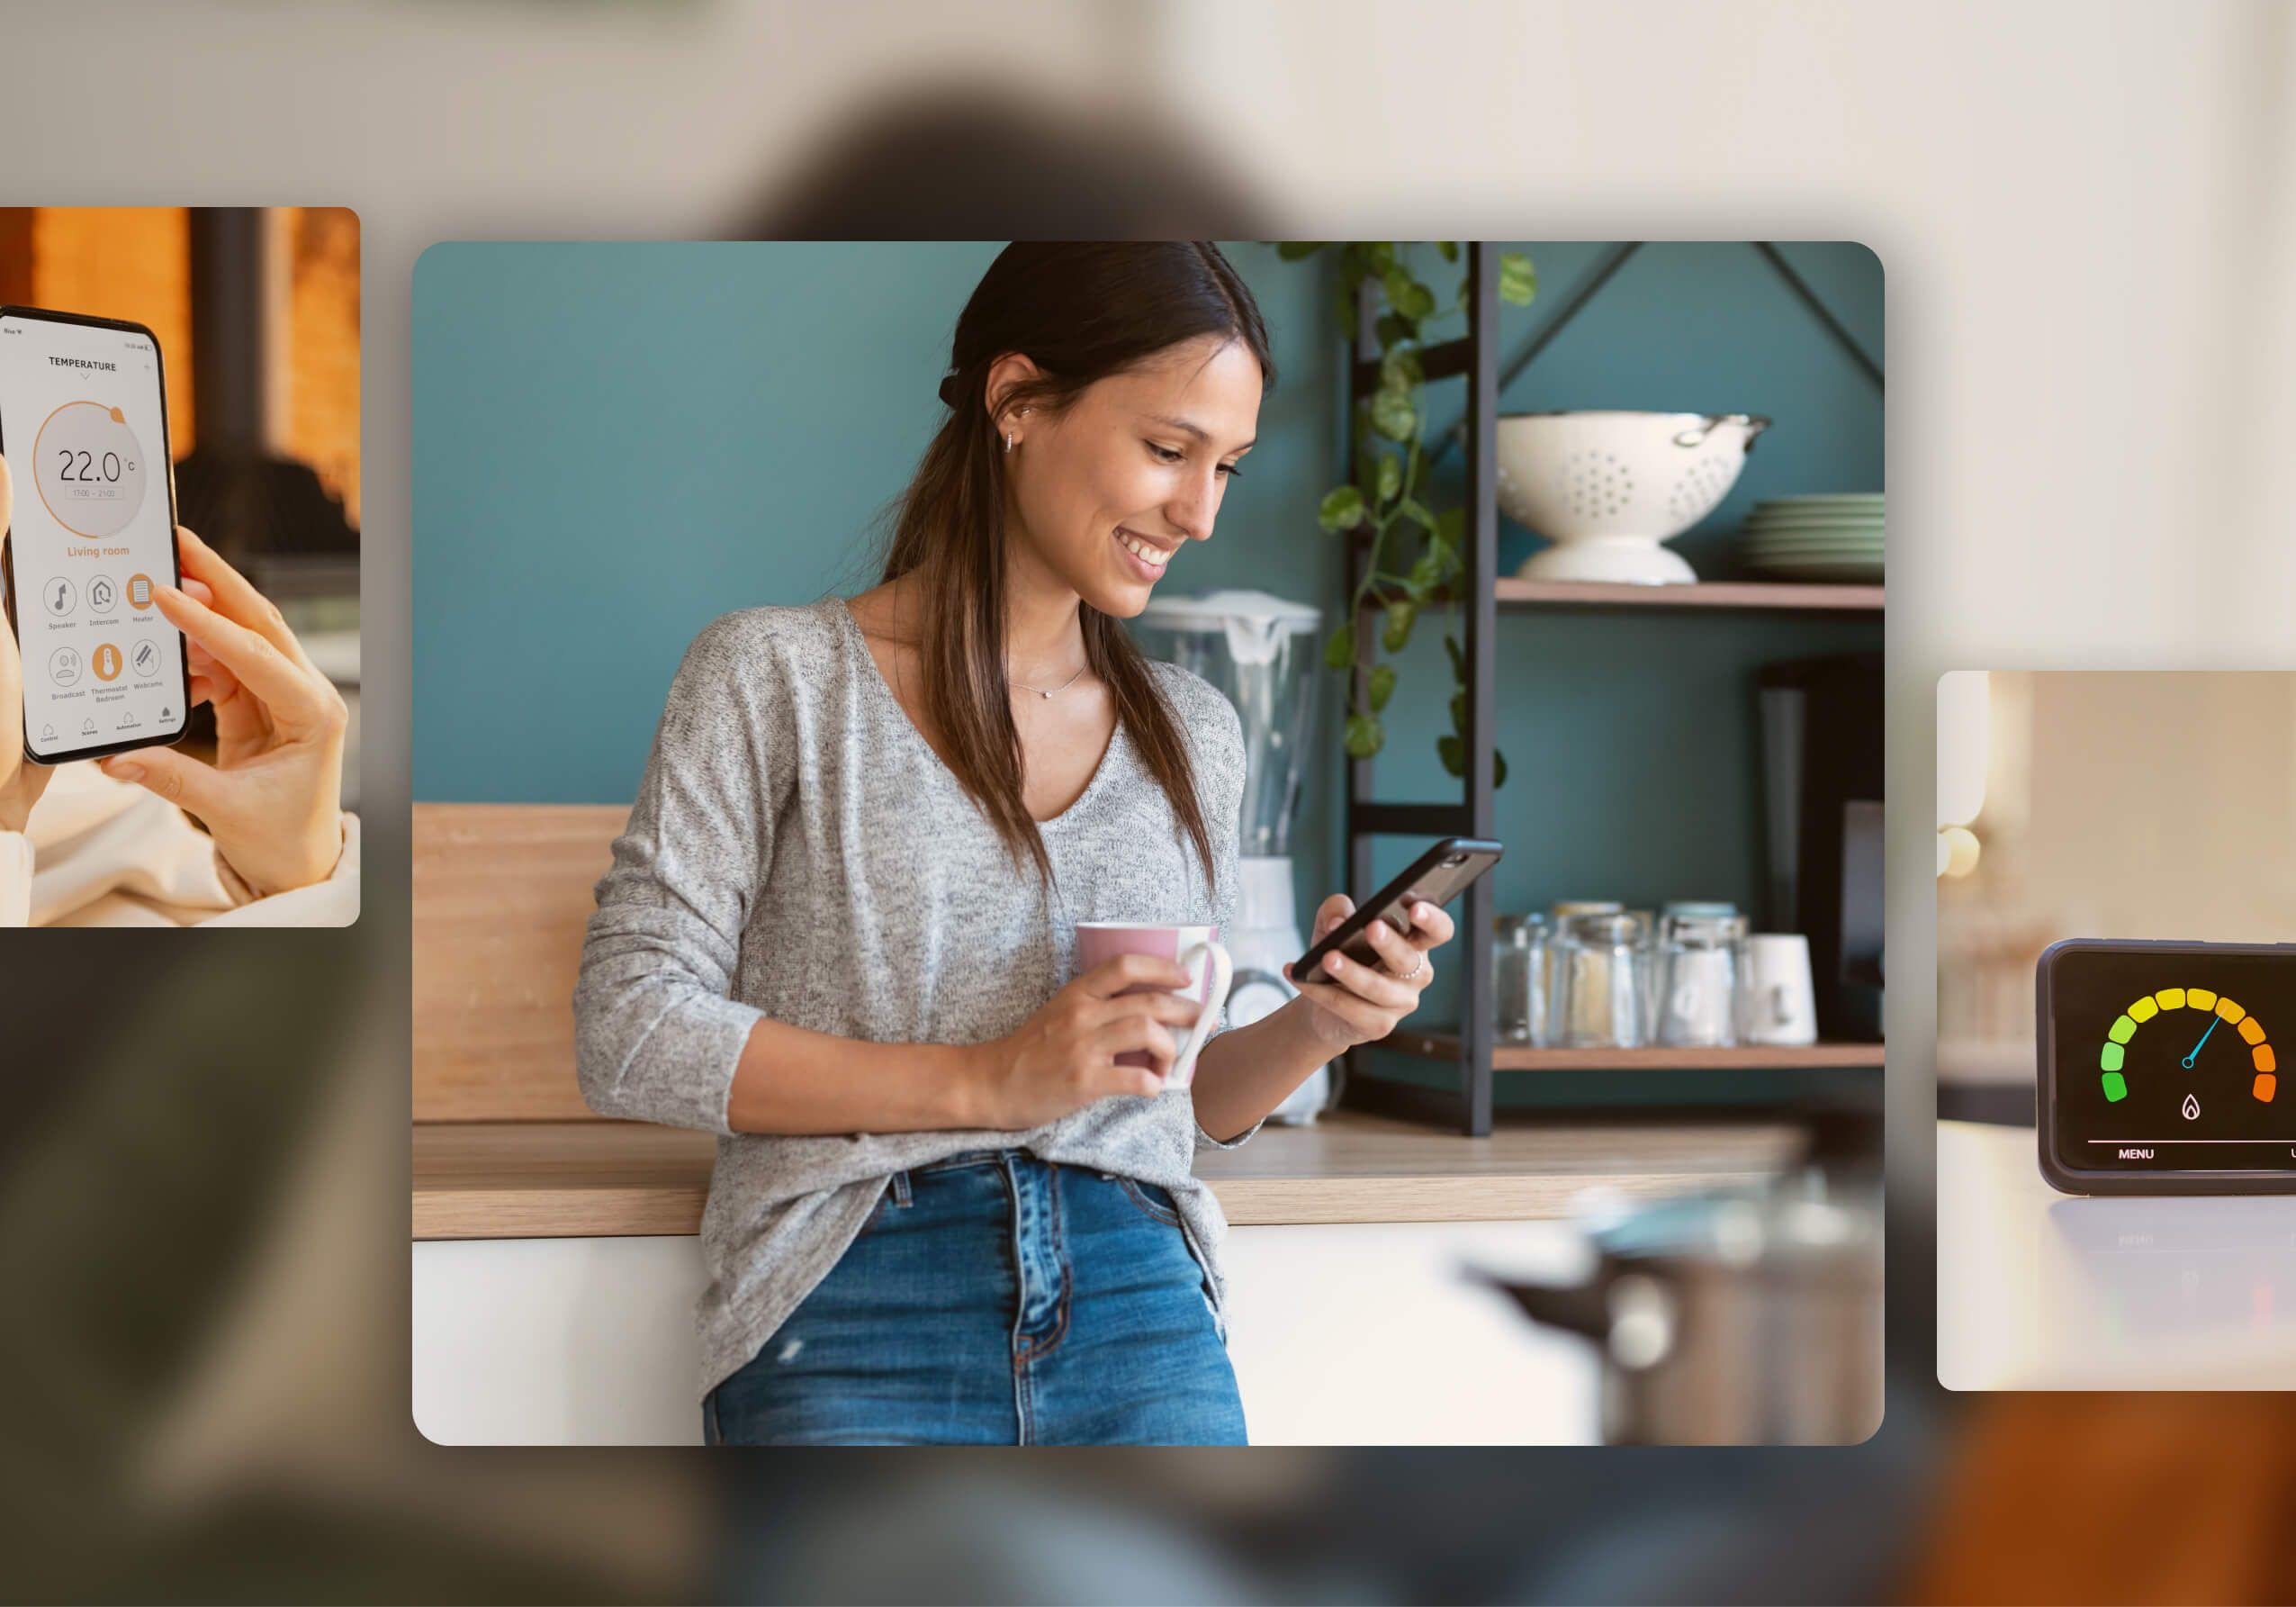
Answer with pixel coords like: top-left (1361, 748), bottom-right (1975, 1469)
top-left (2037, 938), bottom-right (2296, 1196)
top-left (1293, 836), bottom-right (1505, 980)
top-left (0, 305), bottom-right (189, 764)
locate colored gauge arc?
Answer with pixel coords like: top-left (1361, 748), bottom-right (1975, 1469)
top-left (2099, 986), bottom-right (2274, 1106)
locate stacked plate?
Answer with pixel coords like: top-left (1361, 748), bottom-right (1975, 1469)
top-left (1741, 493), bottom-right (1884, 582)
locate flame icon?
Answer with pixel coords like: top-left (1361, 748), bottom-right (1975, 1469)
top-left (2182, 1093), bottom-right (2201, 1120)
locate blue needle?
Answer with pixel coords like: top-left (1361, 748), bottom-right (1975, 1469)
top-left (2183, 1014), bottom-right (2219, 1069)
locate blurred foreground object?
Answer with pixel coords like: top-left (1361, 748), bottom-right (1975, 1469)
top-left (1915, 1391), bottom-right (2296, 1603)
top-left (737, 82), bottom-right (1266, 238)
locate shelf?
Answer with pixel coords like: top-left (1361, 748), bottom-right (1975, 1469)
top-left (1496, 578), bottom-right (1883, 612)
top-left (1360, 579), bottom-right (1884, 616)
top-left (1377, 1027), bottom-right (1886, 1071)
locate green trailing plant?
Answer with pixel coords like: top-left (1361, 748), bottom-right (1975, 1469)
top-left (1277, 240), bottom-right (1535, 784)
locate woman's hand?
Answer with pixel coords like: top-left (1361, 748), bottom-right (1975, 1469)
top-left (963, 953), bottom-right (1207, 1129)
top-left (1282, 893), bottom-right (1456, 1052)
top-left (0, 460), bottom-right (53, 835)
top-left (98, 525), bottom-right (348, 898)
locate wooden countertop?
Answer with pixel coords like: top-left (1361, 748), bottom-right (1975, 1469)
top-left (412, 1109), bottom-right (1808, 1240)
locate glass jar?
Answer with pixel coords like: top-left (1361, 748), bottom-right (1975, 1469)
top-left (1554, 910), bottom-right (1652, 1048)
top-left (1545, 900), bottom-right (1623, 1046)
top-left (1494, 912), bottom-right (1550, 1045)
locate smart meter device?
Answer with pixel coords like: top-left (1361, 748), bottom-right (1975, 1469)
top-left (2038, 939), bottom-right (2296, 1195)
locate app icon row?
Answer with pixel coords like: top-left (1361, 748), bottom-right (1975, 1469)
top-left (50, 638), bottom-right (164, 687)
top-left (41, 571), bottom-right (156, 619)
top-left (39, 704), bottom-right (172, 745)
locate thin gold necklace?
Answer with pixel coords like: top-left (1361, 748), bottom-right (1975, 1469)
top-left (1010, 661), bottom-right (1088, 699)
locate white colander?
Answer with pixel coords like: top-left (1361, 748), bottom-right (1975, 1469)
top-left (1496, 411), bottom-right (1771, 584)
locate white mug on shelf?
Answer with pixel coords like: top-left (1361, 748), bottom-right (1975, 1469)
top-left (1741, 934), bottom-right (1818, 1046)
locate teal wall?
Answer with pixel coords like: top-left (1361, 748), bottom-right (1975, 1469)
top-left (410, 240), bottom-right (1343, 803)
top-left (413, 240), bottom-right (1882, 1101)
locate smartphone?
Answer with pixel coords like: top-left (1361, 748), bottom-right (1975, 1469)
top-left (2036, 938), bottom-right (2296, 1195)
top-left (1294, 836), bottom-right (1505, 980)
top-left (0, 306), bottom-right (189, 764)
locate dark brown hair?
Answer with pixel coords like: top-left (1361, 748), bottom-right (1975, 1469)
top-left (879, 241), bottom-right (1274, 892)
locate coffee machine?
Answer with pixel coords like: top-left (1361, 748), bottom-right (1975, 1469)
top-left (1134, 589), bottom-right (1329, 1123)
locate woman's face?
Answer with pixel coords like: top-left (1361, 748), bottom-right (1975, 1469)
top-left (999, 334), bottom-right (1262, 616)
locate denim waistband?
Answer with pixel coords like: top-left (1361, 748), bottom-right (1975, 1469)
top-left (911, 1147), bottom-right (1025, 1176)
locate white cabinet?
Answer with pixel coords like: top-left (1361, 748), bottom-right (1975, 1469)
top-left (413, 1234), bottom-right (708, 1445)
top-left (412, 1223), bottom-right (1600, 1446)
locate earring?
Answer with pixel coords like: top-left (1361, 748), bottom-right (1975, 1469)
top-left (1004, 431), bottom-right (1015, 455)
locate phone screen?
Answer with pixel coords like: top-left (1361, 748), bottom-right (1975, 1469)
top-left (2044, 942), bottom-right (2296, 1182)
top-left (0, 310), bottom-right (187, 763)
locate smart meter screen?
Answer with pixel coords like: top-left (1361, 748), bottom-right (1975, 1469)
top-left (2045, 943), bottom-right (2296, 1180)
top-left (0, 311), bottom-right (187, 762)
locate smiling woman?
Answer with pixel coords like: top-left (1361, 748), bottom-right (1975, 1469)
top-left (569, 241), bottom-right (1454, 1445)
top-left (898, 241), bottom-right (1270, 880)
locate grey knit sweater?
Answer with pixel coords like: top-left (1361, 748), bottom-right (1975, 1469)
top-left (572, 593), bottom-right (1256, 1402)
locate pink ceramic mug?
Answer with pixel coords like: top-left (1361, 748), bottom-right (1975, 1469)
top-left (1074, 922), bottom-right (1233, 1089)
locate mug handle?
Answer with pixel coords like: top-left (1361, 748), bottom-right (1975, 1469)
top-left (1166, 941), bottom-right (1233, 1089)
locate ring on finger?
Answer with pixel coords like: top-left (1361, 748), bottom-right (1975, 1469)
top-left (1364, 922), bottom-right (1423, 982)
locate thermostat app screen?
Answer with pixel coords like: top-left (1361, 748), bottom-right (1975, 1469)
top-left (2047, 945), bottom-right (2296, 1177)
top-left (0, 312), bottom-right (185, 762)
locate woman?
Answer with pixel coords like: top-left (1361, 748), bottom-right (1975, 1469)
top-left (0, 457), bottom-right (356, 926)
top-left (574, 241), bottom-right (1455, 1446)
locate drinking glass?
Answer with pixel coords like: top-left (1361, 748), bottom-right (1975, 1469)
top-left (1652, 907), bottom-right (1750, 1047)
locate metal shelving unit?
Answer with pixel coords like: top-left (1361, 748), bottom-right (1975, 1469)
top-left (1335, 242), bottom-right (1885, 1136)
top-left (1340, 243), bottom-right (1501, 1136)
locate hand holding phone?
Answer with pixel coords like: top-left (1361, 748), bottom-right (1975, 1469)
top-left (94, 526), bottom-right (351, 898)
top-left (1292, 837), bottom-right (1503, 980)
top-left (1280, 837), bottom-right (1499, 1051)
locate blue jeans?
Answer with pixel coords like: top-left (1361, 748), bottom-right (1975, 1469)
top-left (703, 1150), bottom-right (1247, 1446)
